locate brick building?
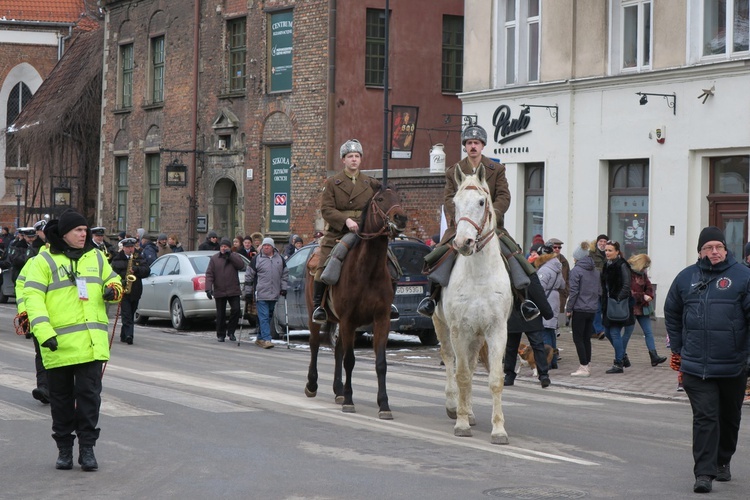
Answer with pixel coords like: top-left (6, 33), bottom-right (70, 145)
top-left (99, 0), bottom-right (463, 249)
top-left (0, 0), bottom-right (90, 229)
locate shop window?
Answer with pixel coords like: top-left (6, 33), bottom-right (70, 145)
top-left (523, 163), bottom-right (545, 251)
top-left (499, 0), bottom-right (541, 85)
top-left (608, 160), bottom-right (649, 258)
top-left (365, 9), bottom-right (386, 87)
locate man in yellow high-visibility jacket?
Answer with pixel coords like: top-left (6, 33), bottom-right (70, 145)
top-left (25, 210), bottom-right (122, 472)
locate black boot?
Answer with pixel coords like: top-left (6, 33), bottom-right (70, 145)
top-left (417, 283), bottom-right (441, 317)
top-left (78, 446), bottom-right (98, 471)
top-left (32, 386), bottom-right (49, 404)
top-left (390, 304), bottom-right (399, 320)
top-left (56, 447), bottom-right (73, 470)
top-left (606, 360), bottom-right (624, 374)
top-left (622, 353), bottom-right (631, 368)
top-left (649, 349), bottom-right (667, 366)
top-left (312, 281), bottom-right (327, 324)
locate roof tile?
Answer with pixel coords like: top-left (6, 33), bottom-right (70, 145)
top-left (0, 0), bottom-right (85, 24)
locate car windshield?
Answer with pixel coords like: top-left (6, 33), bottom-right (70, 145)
top-left (391, 244), bottom-right (429, 276)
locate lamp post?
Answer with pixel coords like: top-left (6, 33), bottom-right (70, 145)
top-left (14, 178), bottom-right (23, 230)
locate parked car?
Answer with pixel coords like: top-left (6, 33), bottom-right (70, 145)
top-left (135, 250), bottom-right (249, 330)
top-left (0, 267), bottom-right (13, 303)
top-left (273, 237), bottom-right (438, 345)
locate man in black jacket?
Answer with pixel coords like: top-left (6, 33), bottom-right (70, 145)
top-left (665, 226), bottom-right (750, 494)
top-left (111, 238), bottom-right (150, 344)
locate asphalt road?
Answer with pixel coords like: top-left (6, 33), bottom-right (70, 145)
top-left (1, 304), bottom-right (749, 499)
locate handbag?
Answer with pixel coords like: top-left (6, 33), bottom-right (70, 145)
top-left (641, 303), bottom-right (654, 316)
top-left (606, 297), bottom-right (630, 322)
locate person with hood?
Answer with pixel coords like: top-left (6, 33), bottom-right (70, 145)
top-left (139, 235), bottom-right (158, 266)
top-left (205, 238), bottom-right (246, 342)
top-left (565, 241), bottom-right (601, 377)
top-left (199, 231), bottom-right (221, 251)
top-left (24, 209), bottom-right (123, 471)
top-left (665, 226), bottom-right (750, 493)
top-left (244, 237), bottom-right (288, 348)
top-left (535, 244), bottom-right (566, 369)
top-left (622, 253), bottom-right (667, 367)
top-left (601, 240), bottom-right (634, 374)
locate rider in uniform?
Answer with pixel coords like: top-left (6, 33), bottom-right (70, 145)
top-left (418, 124), bottom-right (511, 316)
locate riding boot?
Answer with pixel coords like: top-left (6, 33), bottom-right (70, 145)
top-left (312, 280), bottom-right (327, 324)
top-left (649, 349), bottom-right (667, 367)
top-left (390, 281), bottom-right (399, 320)
top-left (417, 283), bottom-right (441, 317)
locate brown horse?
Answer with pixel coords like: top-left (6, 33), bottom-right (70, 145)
top-left (304, 185), bottom-right (407, 419)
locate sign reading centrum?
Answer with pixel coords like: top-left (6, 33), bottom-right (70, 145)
top-left (269, 11), bottom-right (293, 92)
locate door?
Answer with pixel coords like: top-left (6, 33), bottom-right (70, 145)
top-left (709, 198), bottom-right (747, 261)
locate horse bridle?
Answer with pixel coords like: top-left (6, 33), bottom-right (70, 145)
top-left (455, 185), bottom-right (494, 252)
top-left (359, 189), bottom-right (403, 240)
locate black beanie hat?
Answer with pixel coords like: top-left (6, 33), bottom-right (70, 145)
top-left (58, 209), bottom-right (88, 236)
top-left (697, 226), bottom-right (726, 252)
top-left (596, 234), bottom-right (609, 242)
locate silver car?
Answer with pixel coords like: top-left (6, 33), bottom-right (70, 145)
top-left (135, 251), bottom-right (248, 330)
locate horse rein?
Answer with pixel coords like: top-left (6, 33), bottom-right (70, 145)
top-left (456, 185), bottom-right (494, 252)
top-left (358, 190), bottom-right (403, 240)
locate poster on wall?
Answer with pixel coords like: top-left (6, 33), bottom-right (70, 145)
top-left (269, 10), bottom-right (293, 93)
top-left (390, 105), bottom-right (418, 159)
top-left (268, 146), bottom-right (291, 233)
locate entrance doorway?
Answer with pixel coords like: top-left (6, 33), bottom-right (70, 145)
top-left (708, 156), bottom-right (749, 260)
top-left (212, 178), bottom-right (239, 239)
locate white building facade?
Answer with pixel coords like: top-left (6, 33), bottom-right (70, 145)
top-left (462, 0), bottom-right (750, 312)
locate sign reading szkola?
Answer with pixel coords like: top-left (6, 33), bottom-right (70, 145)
top-left (269, 146), bottom-right (291, 233)
top-left (269, 10), bottom-right (293, 92)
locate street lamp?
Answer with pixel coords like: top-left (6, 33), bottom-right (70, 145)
top-left (14, 178), bottom-right (23, 230)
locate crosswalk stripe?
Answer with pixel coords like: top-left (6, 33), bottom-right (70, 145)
top-left (0, 401), bottom-right (48, 421)
top-left (100, 395), bottom-right (162, 417)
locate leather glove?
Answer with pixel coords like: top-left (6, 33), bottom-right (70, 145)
top-left (206, 290), bottom-right (213, 300)
top-left (103, 283), bottom-right (123, 302)
top-left (670, 352), bottom-right (681, 371)
top-left (41, 337), bottom-right (58, 351)
top-left (279, 289), bottom-right (287, 297)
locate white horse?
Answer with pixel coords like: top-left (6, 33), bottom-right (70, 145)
top-left (432, 164), bottom-right (513, 445)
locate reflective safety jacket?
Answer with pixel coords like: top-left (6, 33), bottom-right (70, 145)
top-left (16, 246), bottom-right (49, 315)
top-left (25, 248), bottom-right (121, 369)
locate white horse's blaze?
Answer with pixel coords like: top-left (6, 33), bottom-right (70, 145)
top-left (433, 165), bottom-right (513, 444)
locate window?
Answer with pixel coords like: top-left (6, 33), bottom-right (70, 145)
top-left (116, 157), bottom-right (128, 232)
top-left (365, 8), bottom-right (386, 87)
top-left (5, 82), bottom-right (32, 169)
top-left (442, 15), bottom-right (464, 93)
top-left (523, 163), bottom-right (544, 251)
top-left (146, 154), bottom-right (161, 232)
top-left (622, 1), bottom-right (651, 69)
top-left (703, 0), bottom-right (749, 56)
top-left (228, 18), bottom-right (246, 92)
top-left (608, 160), bottom-right (649, 258)
top-left (119, 44), bottom-right (134, 108)
top-left (150, 36), bottom-right (165, 103)
top-left (500, 0), bottom-right (541, 85)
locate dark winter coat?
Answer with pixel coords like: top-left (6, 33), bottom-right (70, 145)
top-left (198, 237), bottom-right (220, 251)
top-left (140, 241), bottom-right (158, 266)
top-left (205, 250), bottom-right (246, 298)
top-left (601, 256), bottom-right (634, 327)
top-left (664, 253), bottom-right (750, 379)
top-left (507, 273), bottom-right (554, 334)
top-left (110, 250), bottom-right (151, 300)
top-left (566, 255), bottom-right (601, 314)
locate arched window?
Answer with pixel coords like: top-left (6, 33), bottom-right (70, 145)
top-left (5, 82), bottom-right (33, 168)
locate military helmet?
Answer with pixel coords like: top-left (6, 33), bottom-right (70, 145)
top-left (461, 124), bottom-right (488, 146)
top-left (340, 139), bottom-right (363, 158)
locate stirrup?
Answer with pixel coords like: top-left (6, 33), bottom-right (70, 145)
top-left (390, 304), bottom-right (399, 321)
top-left (417, 297), bottom-right (435, 317)
top-left (312, 306), bottom-right (328, 325)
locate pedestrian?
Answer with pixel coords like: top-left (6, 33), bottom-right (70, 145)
top-left (198, 231), bottom-right (221, 251)
top-left (155, 233), bottom-right (172, 257)
top-left (283, 234), bottom-right (303, 260)
top-left (590, 234), bottom-right (609, 339)
top-left (24, 209), bottom-right (123, 471)
top-left (1, 226), bottom-right (12, 250)
top-left (527, 243), bottom-right (544, 264)
top-left (139, 234), bottom-right (158, 266)
top-left (4, 226), bottom-right (44, 283)
top-left (417, 124), bottom-right (511, 317)
top-left (601, 240), bottom-right (633, 374)
top-left (244, 237), bottom-right (288, 348)
top-left (232, 235), bottom-right (243, 253)
top-left (168, 233), bottom-right (184, 252)
top-left (565, 241), bottom-right (601, 377)
top-left (250, 232), bottom-right (264, 252)
top-left (110, 237), bottom-right (150, 345)
top-left (90, 227), bottom-right (114, 259)
top-left (535, 244), bottom-right (566, 369)
top-left (664, 226), bottom-right (750, 494)
top-left (503, 272), bottom-right (555, 388)
top-left (205, 238), bottom-right (245, 342)
top-left (546, 238), bottom-right (569, 316)
top-left (622, 253), bottom-right (667, 367)
top-left (237, 235), bottom-right (256, 259)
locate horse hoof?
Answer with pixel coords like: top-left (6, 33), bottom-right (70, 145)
top-left (335, 395), bottom-right (345, 405)
top-left (304, 387), bottom-right (317, 398)
top-left (469, 414), bottom-right (476, 426)
top-left (379, 411), bottom-right (393, 420)
top-left (491, 434), bottom-right (509, 445)
top-left (454, 427), bottom-right (472, 438)
top-left (446, 408), bottom-right (457, 420)
top-left (342, 404), bottom-right (356, 413)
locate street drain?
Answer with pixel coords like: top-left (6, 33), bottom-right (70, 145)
top-left (483, 486), bottom-right (587, 499)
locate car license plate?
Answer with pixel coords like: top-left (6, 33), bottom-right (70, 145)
top-left (396, 285), bottom-right (423, 295)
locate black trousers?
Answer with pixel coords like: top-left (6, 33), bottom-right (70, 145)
top-left (32, 336), bottom-right (48, 390)
top-left (120, 296), bottom-right (139, 340)
top-left (682, 372), bottom-right (746, 477)
top-left (570, 311), bottom-right (594, 365)
top-left (504, 330), bottom-right (548, 379)
top-left (215, 295), bottom-right (241, 339)
top-left (47, 361), bottom-right (103, 448)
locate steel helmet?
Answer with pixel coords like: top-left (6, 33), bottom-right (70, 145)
top-left (461, 124), bottom-right (488, 146)
top-left (340, 139), bottom-right (363, 158)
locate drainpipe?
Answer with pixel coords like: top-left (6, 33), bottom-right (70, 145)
top-left (189, 0), bottom-right (200, 250)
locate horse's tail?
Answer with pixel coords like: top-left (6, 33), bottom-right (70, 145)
top-left (478, 342), bottom-right (490, 373)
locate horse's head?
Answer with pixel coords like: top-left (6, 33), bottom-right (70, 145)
top-left (452, 164), bottom-right (496, 256)
top-left (360, 185), bottom-right (408, 238)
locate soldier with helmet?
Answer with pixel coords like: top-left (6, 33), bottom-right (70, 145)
top-left (418, 123), bottom-right (511, 317)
